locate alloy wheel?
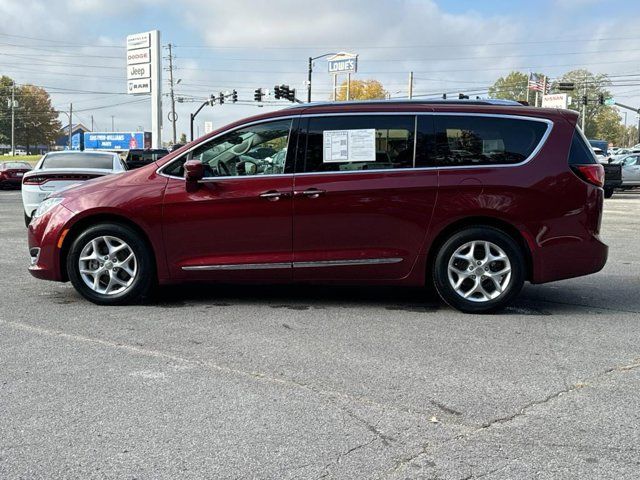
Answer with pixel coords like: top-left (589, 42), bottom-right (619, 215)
top-left (78, 235), bottom-right (138, 295)
top-left (447, 240), bottom-right (512, 303)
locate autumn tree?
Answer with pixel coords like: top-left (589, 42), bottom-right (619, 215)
top-left (0, 76), bottom-right (61, 152)
top-left (334, 79), bottom-right (387, 101)
top-left (0, 76), bottom-right (15, 145)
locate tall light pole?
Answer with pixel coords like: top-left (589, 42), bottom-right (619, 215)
top-left (307, 52), bottom-right (337, 103)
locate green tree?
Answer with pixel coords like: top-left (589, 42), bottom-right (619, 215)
top-left (592, 108), bottom-right (625, 146)
top-left (488, 71), bottom-right (529, 102)
top-left (334, 79), bottom-right (387, 101)
top-left (488, 71), bottom-right (549, 104)
top-left (551, 69), bottom-right (611, 138)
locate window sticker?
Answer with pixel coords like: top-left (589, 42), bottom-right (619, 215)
top-left (323, 129), bottom-right (376, 163)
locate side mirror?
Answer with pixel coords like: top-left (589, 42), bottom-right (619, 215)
top-left (184, 160), bottom-right (204, 191)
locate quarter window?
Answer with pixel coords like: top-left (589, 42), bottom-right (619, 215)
top-left (163, 119), bottom-right (292, 178)
top-left (301, 115), bottom-right (415, 173)
top-left (420, 115), bottom-right (548, 167)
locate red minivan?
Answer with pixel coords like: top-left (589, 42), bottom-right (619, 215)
top-left (26, 100), bottom-right (607, 313)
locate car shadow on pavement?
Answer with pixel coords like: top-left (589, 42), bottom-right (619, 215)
top-left (154, 283), bottom-right (443, 313)
top-left (152, 283), bottom-right (559, 316)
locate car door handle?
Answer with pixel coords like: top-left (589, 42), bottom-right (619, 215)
top-left (259, 190), bottom-right (290, 201)
top-left (294, 188), bottom-right (326, 199)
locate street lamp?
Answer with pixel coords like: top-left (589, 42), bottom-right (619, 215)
top-left (307, 52), bottom-right (337, 103)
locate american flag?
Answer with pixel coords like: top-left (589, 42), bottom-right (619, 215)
top-left (528, 73), bottom-right (548, 93)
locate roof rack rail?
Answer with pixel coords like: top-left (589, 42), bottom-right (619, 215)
top-left (286, 99), bottom-right (524, 109)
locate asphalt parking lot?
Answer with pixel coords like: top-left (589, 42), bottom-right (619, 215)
top-left (1, 189), bottom-right (639, 479)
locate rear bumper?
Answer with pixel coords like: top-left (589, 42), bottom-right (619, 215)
top-left (27, 204), bottom-right (75, 282)
top-left (0, 177), bottom-right (22, 187)
top-left (531, 234), bottom-right (608, 284)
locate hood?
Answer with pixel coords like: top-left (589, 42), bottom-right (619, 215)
top-left (51, 160), bottom-right (163, 200)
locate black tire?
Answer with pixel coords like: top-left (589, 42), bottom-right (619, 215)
top-left (67, 223), bottom-right (155, 305)
top-left (24, 212), bottom-right (31, 227)
top-left (604, 187), bottom-right (614, 199)
top-left (433, 227), bottom-right (525, 314)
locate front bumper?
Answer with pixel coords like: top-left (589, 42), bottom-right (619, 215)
top-left (27, 204), bottom-right (75, 281)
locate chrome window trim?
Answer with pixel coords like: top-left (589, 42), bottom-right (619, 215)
top-left (181, 257), bottom-right (403, 271)
top-left (159, 111), bottom-right (554, 180)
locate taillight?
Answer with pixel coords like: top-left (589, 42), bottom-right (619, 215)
top-left (23, 173), bottom-right (100, 185)
top-left (23, 175), bottom-right (48, 185)
top-left (571, 164), bottom-right (604, 188)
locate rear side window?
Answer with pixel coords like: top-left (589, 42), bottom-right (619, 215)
top-left (301, 115), bottom-right (415, 173)
top-left (41, 153), bottom-right (114, 169)
top-left (568, 128), bottom-right (598, 165)
top-left (419, 115), bottom-right (548, 167)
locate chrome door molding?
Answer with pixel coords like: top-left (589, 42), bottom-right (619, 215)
top-left (181, 257), bottom-right (403, 271)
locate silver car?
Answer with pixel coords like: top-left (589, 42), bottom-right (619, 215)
top-left (614, 154), bottom-right (640, 187)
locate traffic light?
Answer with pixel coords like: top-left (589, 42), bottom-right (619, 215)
top-left (458, 93), bottom-right (469, 100)
top-left (558, 82), bottom-right (575, 92)
top-left (273, 85), bottom-right (296, 102)
top-left (208, 94), bottom-right (215, 106)
top-left (218, 92), bottom-right (225, 104)
top-left (232, 89), bottom-right (238, 103)
top-left (254, 88), bottom-right (263, 102)
top-left (598, 94), bottom-right (604, 105)
top-left (582, 95), bottom-right (588, 106)
top-left (442, 93), bottom-right (447, 100)
top-left (273, 85), bottom-right (282, 100)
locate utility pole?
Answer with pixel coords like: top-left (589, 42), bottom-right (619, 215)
top-left (166, 43), bottom-right (177, 145)
top-left (408, 71), bottom-right (414, 100)
top-left (346, 73), bottom-right (351, 101)
top-left (307, 57), bottom-right (313, 103)
top-left (111, 115), bottom-right (115, 132)
top-left (68, 103), bottom-right (73, 149)
top-left (10, 81), bottom-right (15, 156)
top-left (581, 74), bottom-right (587, 132)
top-left (91, 115), bottom-right (94, 132)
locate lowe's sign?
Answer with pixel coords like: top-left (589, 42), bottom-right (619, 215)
top-left (84, 132), bottom-right (151, 151)
top-left (328, 53), bottom-right (358, 74)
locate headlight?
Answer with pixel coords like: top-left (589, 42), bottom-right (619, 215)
top-left (33, 197), bottom-right (64, 219)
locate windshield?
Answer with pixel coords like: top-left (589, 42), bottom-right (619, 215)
top-left (41, 153), bottom-right (114, 170)
top-left (1, 162), bottom-right (31, 169)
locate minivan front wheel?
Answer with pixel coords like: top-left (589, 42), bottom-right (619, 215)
top-left (67, 223), bottom-right (155, 305)
top-left (433, 227), bottom-right (525, 313)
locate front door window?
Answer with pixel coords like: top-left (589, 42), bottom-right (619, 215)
top-left (163, 119), bottom-right (293, 178)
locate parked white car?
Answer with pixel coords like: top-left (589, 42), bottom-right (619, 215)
top-left (22, 151), bottom-right (126, 226)
top-left (613, 153), bottom-right (640, 187)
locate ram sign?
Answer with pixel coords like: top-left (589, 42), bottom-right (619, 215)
top-left (84, 132), bottom-right (151, 151)
top-left (328, 53), bottom-right (358, 74)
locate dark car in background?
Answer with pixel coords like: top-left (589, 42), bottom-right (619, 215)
top-left (124, 148), bottom-right (169, 169)
top-left (26, 100), bottom-right (607, 313)
top-left (0, 161), bottom-right (32, 189)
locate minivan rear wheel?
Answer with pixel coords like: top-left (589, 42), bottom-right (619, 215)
top-left (67, 223), bottom-right (155, 305)
top-left (433, 227), bottom-right (525, 313)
